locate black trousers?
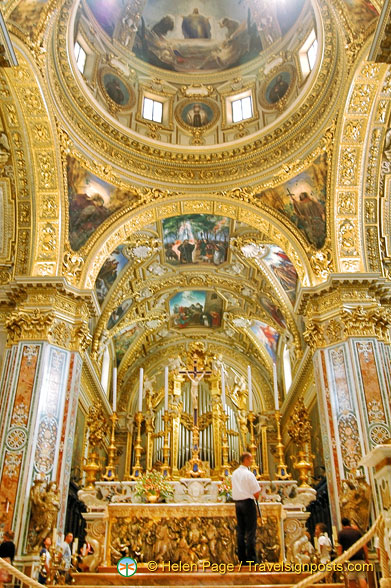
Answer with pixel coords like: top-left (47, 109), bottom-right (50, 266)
top-left (234, 498), bottom-right (257, 563)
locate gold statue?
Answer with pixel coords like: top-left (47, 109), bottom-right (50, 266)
top-left (29, 479), bottom-right (60, 550)
top-left (340, 474), bottom-right (371, 532)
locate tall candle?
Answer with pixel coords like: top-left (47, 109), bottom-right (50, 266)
top-left (112, 367), bottom-right (117, 412)
top-left (221, 366), bottom-right (226, 407)
top-left (53, 528), bottom-right (57, 546)
top-left (72, 537), bottom-right (79, 555)
top-left (273, 362), bottom-right (279, 411)
top-left (247, 365), bottom-right (253, 412)
top-left (164, 366), bottom-right (169, 411)
top-left (138, 368), bottom-right (144, 412)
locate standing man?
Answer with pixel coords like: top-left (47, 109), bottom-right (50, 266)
top-left (337, 517), bottom-right (368, 588)
top-left (61, 532), bottom-right (73, 582)
top-left (231, 452), bottom-right (260, 565)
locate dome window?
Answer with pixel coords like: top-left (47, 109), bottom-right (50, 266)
top-left (299, 29), bottom-right (318, 78)
top-left (142, 97), bottom-right (163, 123)
top-left (232, 95), bottom-right (253, 123)
top-left (74, 41), bottom-right (86, 74)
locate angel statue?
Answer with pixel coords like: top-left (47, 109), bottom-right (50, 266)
top-left (29, 478), bottom-right (60, 550)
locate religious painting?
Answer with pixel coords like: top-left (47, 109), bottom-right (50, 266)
top-left (250, 320), bottom-right (279, 360)
top-left (260, 66), bottom-right (295, 109)
top-left (129, 1), bottom-right (262, 73)
top-left (163, 214), bottom-right (229, 266)
top-left (169, 290), bottom-right (223, 329)
top-left (107, 299), bottom-right (132, 330)
top-left (259, 295), bottom-right (286, 329)
top-left (254, 154), bottom-right (327, 249)
top-left (99, 68), bottom-right (134, 110)
top-left (67, 156), bottom-right (139, 250)
top-left (95, 245), bottom-right (130, 305)
top-left (343, 0), bottom-right (378, 30)
top-left (176, 99), bottom-right (218, 131)
top-left (10, 0), bottom-right (50, 36)
top-left (261, 245), bottom-right (298, 304)
top-left (114, 325), bottom-right (141, 365)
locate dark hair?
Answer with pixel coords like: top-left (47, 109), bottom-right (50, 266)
top-left (240, 452), bottom-right (252, 463)
top-left (341, 517), bottom-right (351, 526)
top-left (316, 522), bottom-right (327, 533)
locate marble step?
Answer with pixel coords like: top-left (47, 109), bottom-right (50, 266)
top-left (73, 570), bottom-right (345, 587)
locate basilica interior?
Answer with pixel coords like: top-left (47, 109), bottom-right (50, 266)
top-left (1, 0), bottom-right (391, 584)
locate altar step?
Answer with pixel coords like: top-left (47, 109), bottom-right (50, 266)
top-left (73, 569), bottom-right (345, 587)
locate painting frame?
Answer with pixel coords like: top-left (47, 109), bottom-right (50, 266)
top-left (175, 98), bottom-right (219, 132)
top-left (98, 66), bottom-right (135, 111)
top-left (259, 64), bottom-right (296, 110)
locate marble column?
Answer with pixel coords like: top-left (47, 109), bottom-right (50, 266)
top-left (299, 276), bottom-right (391, 527)
top-left (0, 280), bottom-right (95, 562)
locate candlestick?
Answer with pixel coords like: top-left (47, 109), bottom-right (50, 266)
top-left (138, 368), bottom-right (144, 412)
top-left (72, 537), bottom-right (78, 555)
top-left (112, 367), bottom-right (117, 412)
top-left (164, 366), bottom-right (169, 411)
top-left (274, 410), bottom-right (291, 480)
top-left (221, 366), bottom-right (226, 407)
top-left (247, 365), bottom-right (253, 411)
top-left (273, 363), bottom-right (279, 411)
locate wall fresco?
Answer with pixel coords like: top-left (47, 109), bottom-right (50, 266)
top-left (250, 320), bottom-right (279, 360)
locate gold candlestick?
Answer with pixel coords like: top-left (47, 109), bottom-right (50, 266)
top-left (83, 450), bottom-right (100, 489)
top-left (103, 413), bottom-right (119, 481)
top-left (130, 412), bottom-right (144, 480)
top-left (248, 411), bottom-right (260, 478)
top-left (221, 407), bottom-right (231, 477)
top-left (161, 411), bottom-right (171, 478)
top-left (275, 410), bottom-right (291, 480)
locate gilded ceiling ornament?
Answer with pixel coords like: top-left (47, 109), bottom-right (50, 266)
top-left (5, 309), bottom-right (54, 344)
top-left (310, 249), bottom-right (332, 279)
top-left (62, 251), bottom-right (84, 285)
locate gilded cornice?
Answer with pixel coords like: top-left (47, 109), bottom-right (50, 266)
top-left (49, 0), bottom-right (343, 188)
top-left (297, 274), bottom-right (391, 349)
top-left (3, 278), bottom-right (98, 351)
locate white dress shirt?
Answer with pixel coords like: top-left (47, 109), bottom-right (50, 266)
top-left (232, 465), bottom-right (260, 500)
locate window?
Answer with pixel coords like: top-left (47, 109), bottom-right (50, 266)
top-left (142, 97), bottom-right (163, 123)
top-left (283, 344), bottom-right (292, 393)
top-left (232, 96), bottom-right (253, 123)
top-left (307, 39), bottom-right (318, 71)
top-left (299, 29), bottom-right (318, 78)
top-left (74, 41), bottom-right (86, 74)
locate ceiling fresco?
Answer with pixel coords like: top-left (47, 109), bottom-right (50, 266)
top-left (67, 156), bottom-right (139, 251)
top-left (163, 214), bottom-right (229, 265)
top-left (95, 245), bottom-right (130, 304)
top-left (85, 0), bottom-right (306, 73)
top-left (255, 154), bottom-right (327, 249)
top-left (107, 298), bottom-right (133, 329)
top-left (258, 245), bottom-right (298, 304)
top-left (114, 325), bottom-right (143, 365)
top-left (169, 290), bottom-right (223, 329)
top-left (250, 320), bottom-right (279, 361)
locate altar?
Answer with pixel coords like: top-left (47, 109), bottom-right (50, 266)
top-left (78, 479), bottom-right (316, 570)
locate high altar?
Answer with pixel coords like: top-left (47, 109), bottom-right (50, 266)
top-left (78, 344), bottom-right (316, 569)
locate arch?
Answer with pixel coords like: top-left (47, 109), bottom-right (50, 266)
top-left (80, 194), bottom-right (315, 290)
top-left (3, 41), bottom-right (64, 277)
top-left (331, 43), bottom-right (390, 273)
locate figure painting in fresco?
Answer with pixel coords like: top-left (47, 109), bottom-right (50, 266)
top-left (107, 299), bottom-right (132, 330)
top-left (250, 321), bottom-right (279, 361)
top-left (186, 103), bottom-right (209, 127)
top-left (182, 8), bottom-right (211, 39)
top-left (86, 0), bottom-right (310, 73)
top-left (131, 2), bottom-right (262, 72)
top-left (67, 156), bottom-right (139, 250)
top-left (259, 295), bottom-right (286, 329)
top-left (261, 245), bottom-right (298, 304)
top-left (169, 291), bottom-right (223, 329)
top-left (255, 154), bottom-right (327, 249)
top-left (95, 246), bottom-right (129, 304)
top-left (114, 325), bottom-right (140, 365)
top-left (163, 214), bottom-right (229, 266)
top-left (10, 0), bottom-right (49, 36)
top-left (266, 73), bottom-right (290, 104)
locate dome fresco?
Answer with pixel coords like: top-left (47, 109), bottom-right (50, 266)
top-left (85, 0), bottom-right (306, 73)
